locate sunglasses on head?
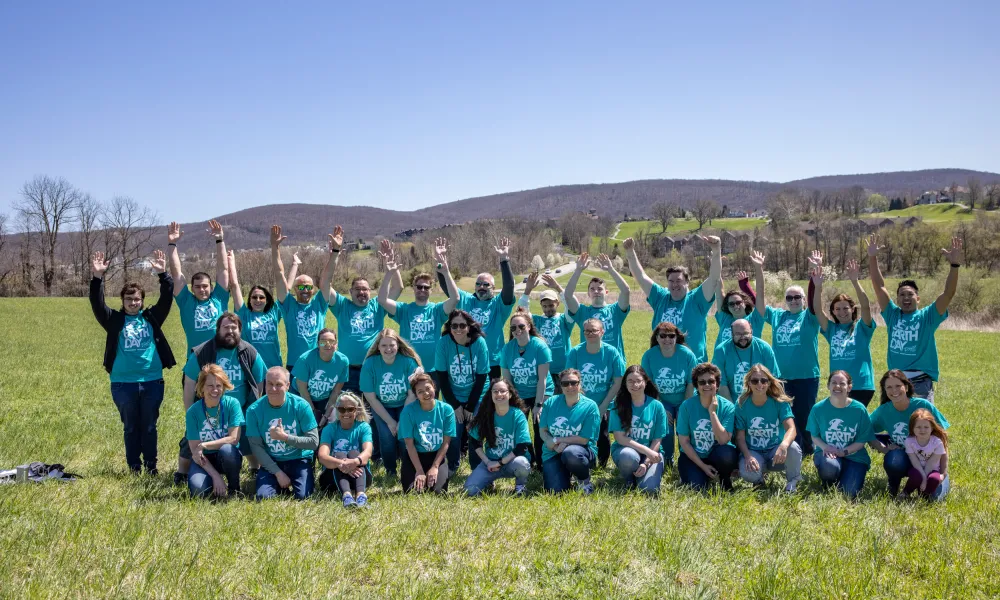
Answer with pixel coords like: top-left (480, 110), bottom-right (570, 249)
top-left (785, 294), bottom-right (803, 301)
top-left (296, 285), bottom-right (313, 291)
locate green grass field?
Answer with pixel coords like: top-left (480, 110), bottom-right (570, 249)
top-left (1, 295), bottom-right (999, 598)
top-left (869, 203), bottom-right (982, 223)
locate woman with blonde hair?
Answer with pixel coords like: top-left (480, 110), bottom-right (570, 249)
top-left (317, 392), bottom-right (374, 508)
top-left (360, 328), bottom-right (423, 478)
top-left (735, 364), bottom-right (802, 492)
top-left (186, 364), bottom-right (244, 498)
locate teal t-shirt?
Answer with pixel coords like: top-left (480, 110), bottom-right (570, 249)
top-left (822, 320), bottom-right (876, 391)
top-left (609, 396), bottom-right (668, 451)
top-left (360, 354), bottom-right (420, 408)
top-left (573, 303), bottom-right (630, 358)
top-left (237, 304), bottom-right (283, 369)
top-left (714, 310), bottom-right (766, 349)
top-left (646, 283), bottom-right (714, 362)
top-left (183, 347), bottom-right (267, 408)
top-left (398, 400), bottom-right (457, 453)
top-left (393, 301), bottom-right (447, 369)
top-left (735, 397), bottom-right (794, 452)
top-left (176, 284), bottom-right (230, 352)
top-left (331, 295), bottom-right (386, 366)
top-left (469, 408), bottom-right (532, 461)
top-left (765, 307), bottom-right (821, 380)
top-left (280, 291), bottom-right (329, 367)
top-left (565, 342), bottom-right (626, 404)
top-left (457, 289), bottom-right (515, 366)
top-left (676, 395), bottom-right (736, 458)
top-left (711, 338), bottom-right (780, 399)
top-left (869, 397), bottom-right (950, 447)
top-left (184, 397), bottom-right (245, 453)
top-left (291, 348), bottom-right (350, 402)
top-left (532, 312), bottom-right (575, 376)
top-left (539, 394), bottom-right (601, 462)
top-left (806, 397), bottom-right (875, 465)
top-left (111, 314), bottom-right (163, 383)
top-left (882, 301), bottom-right (948, 381)
top-left (244, 392), bottom-right (318, 461)
top-left (640, 345), bottom-right (698, 407)
top-left (434, 335), bottom-right (491, 405)
top-left (500, 337), bottom-right (554, 399)
top-left (319, 420), bottom-right (373, 458)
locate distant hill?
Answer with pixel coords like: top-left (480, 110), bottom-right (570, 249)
top-left (785, 168), bottom-right (998, 197)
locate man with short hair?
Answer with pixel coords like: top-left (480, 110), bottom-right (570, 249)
top-left (519, 272), bottom-right (575, 392)
top-left (564, 253), bottom-right (631, 360)
top-left (712, 319), bottom-right (780, 401)
top-left (625, 236), bottom-right (722, 362)
top-left (868, 234), bottom-right (963, 402)
top-left (167, 220), bottom-right (231, 353)
top-left (177, 312), bottom-right (267, 482)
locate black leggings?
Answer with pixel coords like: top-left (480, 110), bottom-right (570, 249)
top-left (848, 389), bottom-right (875, 407)
top-left (318, 467), bottom-right (373, 496)
top-left (522, 397), bottom-right (544, 469)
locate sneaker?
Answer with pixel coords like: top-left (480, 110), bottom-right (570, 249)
top-left (356, 493), bottom-right (368, 508)
top-left (784, 477), bottom-right (801, 494)
top-left (172, 471), bottom-right (188, 486)
top-left (580, 480), bottom-right (595, 495)
top-left (513, 484), bottom-right (527, 496)
top-left (343, 494), bottom-right (356, 508)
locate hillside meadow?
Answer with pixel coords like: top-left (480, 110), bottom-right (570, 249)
top-left (1, 293), bottom-right (998, 598)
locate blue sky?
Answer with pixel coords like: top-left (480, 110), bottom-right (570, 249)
top-left (1, 1), bottom-right (997, 221)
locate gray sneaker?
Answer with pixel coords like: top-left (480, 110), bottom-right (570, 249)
top-left (580, 480), bottom-right (595, 495)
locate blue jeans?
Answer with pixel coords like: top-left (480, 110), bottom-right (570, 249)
top-left (784, 378), bottom-right (819, 455)
top-left (542, 445), bottom-right (595, 492)
top-left (372, 405), bottom-right (405, 476)
top-left (109, 379), bottom-right (165, 472)
top-left (188, 444), bottom-right (243, 498)
top-left (660, 402), bottom-right (680, 466)
top-left (739, 443), bottom-right (802, 485)
top-left (677, 445), bottom-right (739, 491)
top-left (255, 458), bottom-right (315, 500)
top-left (611, 446), bottom-right (664, 495)
top-left (814, 454), bottom-right (869, 499)
top-left (882, 447), bottom-right (950, 500)
top-left (909, 374), bottom-right (935, 404)
top-left (464, 456), bottom-right (531, 496)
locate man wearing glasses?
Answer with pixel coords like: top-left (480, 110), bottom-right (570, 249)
top-left (712, 319), bottom-right (780, 401)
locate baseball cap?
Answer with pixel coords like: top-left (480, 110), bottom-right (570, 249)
top-left (539, 290), bottom-right (559, 302)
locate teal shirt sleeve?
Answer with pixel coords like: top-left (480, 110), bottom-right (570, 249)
top-left (777, 401), bottom-right (793, 423)
top-left (442, 404), bottom-right (457, 438)
top-left (359, 422), bottom-right (373, 444)
top-left (565, 346), bottom-right (578, 369)
top-left (539, 397), bottom-right (555, 430)
top-left (691, 283), bottom-right (714, 312)
top-left (676, 401), bottom-right (692, 436)
top-left (581, 401), bottom-right (600, 440)
top-left (360, 357), bottom-right (376, 394)
top-left (514, 410), bottom-right (532, 445)
top-left (298, 397), bottom-right (318, 432)
top-left (917, 399), bottom-right (950, 429)
top-left (640, 351), bottom-right (651, 376)
top-left (806, 402), bottom-right (821, 438)
top-left (245, 404), bottom-right (261, 438)
top-left (719, 400), bottom-right (736, 433)
top-left (735, 403), bottom-right (746, 430)
top-left (762, 343), bottom-right (780, 379)
top-left (473, 338), bottom-right (490, 374)
top-left (184, 404), bottom-right (200, 442)
top-left (854, 404), bottom-right (875, 443)
top-left (319, 423), bottom-right (335, 447)
top-left (434, 337), bottom-right (448, 372)
top-left (499, 341), bottom-right (512, 369)
top-left (651, 401), bottom-right (667, 440)
top-left (211, 283), bottom-right (231, 310)
top-left (868, 405), bottom-right (885, 434)
top-left (608, 408), bottom-right (623, 433)
top-left (538, 339), bottom-right (552, 364)
top-left (646, 282), bottom-right (667, 309)
top-left (251, 354), bottom-right (267, 388)
top-left (397, 406), bottom-right (413, 440)
top-left (182, 351), bottom-right (201, 382)
top-left (468, 424), bottom-right (481, 441)
top-left (225, 397), bottom-right (245, 428)
top-left (336, 353), bottom-right (350, 381)
top-left (611, 347), bottom-right (626, 377)
top-left (291, 352), bottom-right (310, 382)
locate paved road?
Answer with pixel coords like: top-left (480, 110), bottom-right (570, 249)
top-left (513, 261), bottom-right (577, 294)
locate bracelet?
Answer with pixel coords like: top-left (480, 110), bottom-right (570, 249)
top-left (216, 239), bottom-right (223, 244)
top-left (168, 243), bottom-right (177, 247)
top-left (332, 249), bottom-right (340, 253)
top-left (950, 263), bottom-right (960, 269)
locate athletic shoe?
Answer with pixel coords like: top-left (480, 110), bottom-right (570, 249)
top-left (580, 480), bottom-right (595, 495)
top-left (513, 484), bottom-right (527, 496)
top-left (356, 493), bottom-right (368, 508)
top-left (172, 471), bottom-right (187, 486)
top-left (343, 494), bottom-right (356, 508)
top-left (784, 477), bottom-right (801, 494)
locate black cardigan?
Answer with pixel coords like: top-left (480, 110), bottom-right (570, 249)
top-left (90, 272), bottom-right (177, 374)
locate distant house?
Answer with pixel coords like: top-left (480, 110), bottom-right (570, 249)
top-left (750, 209), bottom-right (768, 218)
top-left (728, 208), bottom-right (749, 218)
top-left (918, 191), bottom-right (940, 205)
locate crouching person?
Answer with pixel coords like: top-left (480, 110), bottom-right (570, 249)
top-left (465, 379), bottom-right (533, 496)
top-left (735, 365), bottom-right (802, 492)
top-left (399, 374), bottom-right (456, 493)
top-left (317, 392), bottom-right (374, 508)
top-left (246, 367), bottom-right (319, 500)
top-left (186, 364), bottom-right (244, 498)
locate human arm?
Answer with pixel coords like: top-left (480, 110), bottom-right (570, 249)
top-left (866, 234), bottom-right (891, 310)
top-left (377, 250), bottom-right (400, 317)
top-left (208, 220), bottom-right (229, 290)
top-left (597, 253), bottom-right (630, 311)
top-left (563, 252), bottom-right (589, 315)
top-left (435, 238), bottom-right (459, 314)
top-left (534, 363), bottom-right (550, 405)
top-left (678, 435), bottom-right (718, 478)
top-left (622, 238), bottom-right (655, 297)
top-left (772, 417), bottom-right (797, 465)
top-left (810, 265), bottom-right (829, 332)
top-left (750, 250), bottom-right (766, 316)
top-left (270, 225), bottom-right (290, 303)
top-left (228, 250), bottom-right (244, 311)
top-left (187, 439), bottom-right (228, 496)
top-left (520, 271), bottom-right (539, 308)
top-left (737, 270), bottom-right (757, 305)
top-left (364, 392), bottom-right (399, 436)
top-left (167, 221), bottom-right (186, 296)
top-left (708, 396), bottom-right (731, 445)
top-left (320, 226), bottom-right (344, 301)
top-left (427, 437), bottom-right (451, 488)
top-left (844, 260), bottom-right (872, 325)
top-left (495, 237), bottom-right (515, 305)
top-left (295, 380), bottom-right (314, 405)
top-left (402, 438), bottom-right (427, 491)
top-left (936, 237), bottom-right (963, 315)
top-left (379, 240), bottom-right (405, 301)
top-left (286, 253), bottom-right (301, 290)
top-left (247, 436), bottom-right (290, 486)
top-left (699, 235), bottom-right (722, 302)
top-left (735, 430), bottom-right (759, 472)
top-left (89, 252), bottom-right (114, 327)
top-left (600, 377), bottom-right (622, 416)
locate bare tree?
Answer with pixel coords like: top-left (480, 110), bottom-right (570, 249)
top-left (100, 196), bottom-right (159, 281)
top-left (967, 177), bottom-right (982, 210)
top-left (74, 194), bottom-right (104, 284)
top-left (949, 181), bottom-right (959, 204)
top-left (846, 185), bottom-right (866, 217)
top-left (652, 202), bottom-right (676, 233)
top-left (14, 175), bottom-right (80, 295)
top-left (987, 183), bottom-right (1000, 210)
top-left (0, 213), bottom-right (12, 293)
top-left (693, 199), bottom-right (718, 230)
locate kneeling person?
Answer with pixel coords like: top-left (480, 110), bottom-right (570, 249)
top-left (398, 374), bottom-right (456, 493)
top-left (317, 392), bottom-right (374, 508)
top-left (735, 365), bottom-right (802, 492)
top-left (465, 379), bottom-right (533, 496)
top-left (539, 369), bottom-right (601, 494)
top-left (186, 364), bottom-right (244, 498)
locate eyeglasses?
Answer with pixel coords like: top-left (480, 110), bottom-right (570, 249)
top-left (657, 333), bottom-right (676, 339)
top-left (353, 288), bottom-right (370, 293)
top-left (785, 295), bottom-right (803, 301)
top-left (560, 380), bottom-right (581, 386)
top-left (450, 322), bottom-right (468, 330)
top-left (512, 323), bottom-right (528, 331)
top-left (696, 379), bottom-right (716, 386)
top-left (337, 407), bottom-right (357, 414)
top-left (414, 284), bottom-right (431, 291)
top-left (749, 378), bottom-right (768, 385)
top-left (727, 301), bottom-right (744, 307)
top-left (296, 285), bottom-right (313, 292)
top-left (319, 341), bottom-right (337, 348)
top-left (584, 329), bottom-right (601, 335)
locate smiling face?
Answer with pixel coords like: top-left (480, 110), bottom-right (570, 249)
top-left (896, 285), bottom-right (919, 313)
top-left (491, 380), bottom-right (511, 407)
top-left (191, 274), bottom-right (212, 301)
top-left (625, 371), bottom-right (646, 395)
top-left (784, 286), bottom-right (805, 314)
top-left (911, 418), bottom-right (932, 442)
top-left (249, 288), bottom-right (269, 312)
top-left (832, 299), bottom-right (854, 324)
top-left (318, 331), bottom-right (337, 359)
top-left (883, 376), bottom-right (908, 403)
top-left (202, 374), bottom-right (225, 403)
top-left (475, 274), bottom-right (495, 301)
top-left (827, 372), bottom-right (852, 397)
top-left (656, 328), bottom-right (677, 351)
top-left (583, 320), bottom-right (604, 344)
top-left (666, 271), bottom-right (689, 298)
top-left (350, 279), bottom-right (371, 306)
top-left (122, 291), bottom-right (143, 316)
top-left (449, 315), bottom-right (470, 342)
top-left (413, 276), bottom-right (433, 303)
top-left (265, 368), bottom-right (290, 403)
top-left (294, 275), bottom-right (315, 304)
top-left (725, 292), bottom-right (748, 318)
top-left (510, 316), bottom-right (530, 341)
top-left (337, 399), bottom-right (359, 428)
top-left (540, 298), bottom-right (558, 318)
top-left (415, 380), bottom-right (436, 404)
top-left (378, 335), bottom-right (399, 360)
top-left (731, 320), bottom-right (752, 349)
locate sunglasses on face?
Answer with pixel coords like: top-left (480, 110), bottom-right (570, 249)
top-left (697, 379), bottom-right (716, 387)
top-left (785, 295), bottom-right (803, 301)
top-left (560, 380), bottom-right (581, 386)
top-left (749, 378), bottom-right (768, 385)
top-left (319, 341), bottom-right (337, 348)
top-left (296, 285), bottom-right (313, 292)
top-left (414, 284), bottom-right (431, 291)
top-left (728, 301), bottom-right (744, 307)
top-left (475, 282), bottom-right (492, 288)
top-left (512, 323), bottom-right (528, 331)
top-left (337, 407), bottom-right (357, 414)
top-left (657, 333), bottom-right (676, 339)
top-left (450, 322), bottom-right (468, 330)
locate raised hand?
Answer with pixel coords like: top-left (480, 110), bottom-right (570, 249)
top-left (168, 222), bottom-right (183, 244)
top-left (433, 237), bottom-right (449, 262)
top-left (596, 253), bottom-right (613, 271)
top-left (941, 237), bottom-right (964, 266)
top-left (208, 219), bottom-right (224, 241)
top-left (329, 225), bottom-right (344, 252)
top-left (524, 271), bottom-right (539, 292)
top-left (270, 225), bottom-right (287, 249)
top-left (292, 252), bottom-right (302, 266)
top-left (844, 259), bottom-right (860, 282)
top-left (576, 252), bottom-right (590, 270)
top-left (698, 235), bottom-right (722, 250)
top-left (149, 249), bottom-right (167, 273)
top-left (494, 237), bottom-right (511, 262)
top-left (623, 237), bottom-right (635, 251)
top-left (809, 265), bottom-right (824, 285)
top-left (865, 234), bottom-right (884, 257)
top-left (91, 251), bottom-right (110, 277)
top-left (378, 239), bottom-right (397, 270)
top-left (750, 249), bottom-right (766, 267)
top-left (808, 250), bottom-right (823, 267)
top-left (736, 270), bottom-right (749, 281)
top-left (541, 273), bottom-right (561, 290)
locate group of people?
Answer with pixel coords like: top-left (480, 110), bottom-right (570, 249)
top-left (89, 220), bottom-right (961, 504)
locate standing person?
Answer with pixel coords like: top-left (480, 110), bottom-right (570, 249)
top-left (763, 251), bottom-right (822, 455)
top-left (317, 392), bottom-right (374, 508)
top-left (609, 366), bottom-right (667, 495)
top-left (868, 234), bottom-right (963, 402)
top-left (89, 250), bottom-right (175, 475)
top-left (675, 363), bottom-right (739, 491)
top-left (378, 237), bottom-right (458, 370)
top-left (245, 367), bottom-right (319, 500)
top-left (185, 364), bottom-right (244, 498)
top-left (167, 220), bottom-right (231, 353)
top-left (807, 371), bottom-right (875, 500)
top-left (735, 365), bottom-right (802, 492)
top-left (179, 313), bottom-right (267, 479)
top-left (712, 319), bottom-right (780, 402)
top-left (500, 308), bottom-right (554, 467)
top-left (899, 409), bottom-right (949, 500)
top-left (868, 370), bottom-right (950, 498)
top-left (398, 374), bottom-right (456, 493)
top-left (518, 272), bottom-right (575, 394)
top-left (538, 369), bottom-right (601, 494)
top-left (563, 252), bottom-right (631, 358)
top-left (565, 318), bottom-right (626, 469)
top-left (360, 329), bottom-right (422, 478)
top-left (291, 328), bottom-right (349, 426)
top-left (624, 235), bottom-right (722, 362)
top-left (433, 310), bottom-right (491, 473)
top-left (640, 322), bottom-right (697, 466)
top-left (228, 250), bottom-right (283, 369)
top-left (714, 254), bottom-right (766, 349)
top-left (810, 259), bottom-right (877, 406)
top-left (464, 379), bottom-right (533, 496)
top-left (270, 224), bottom-right (338, 372)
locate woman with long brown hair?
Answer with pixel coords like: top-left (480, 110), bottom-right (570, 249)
top-left (609, 366), bottom-right (667, 494)
top-left (465, 379), bottom-right (533, 496)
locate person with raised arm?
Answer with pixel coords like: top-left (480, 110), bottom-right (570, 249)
top-left (639, 322), bottom-right (697, 466)
top-left (90, 249), bottom-right (175, 475)
top-left (167, 220), bottom-right (231, 354)
top-left (228, 250), bottom-right (283, 369)
top-left (563, 251), bottom-right (631, 358)
top-left (517, 272), bottom-right (575, 394)
top-left (868, 234), bottom-right (962, 403)
top-left (624, 236), bottom-right (721, 362)
top-left (609, 366), bottom-right (667, 495)
top-left (714, 251), bottom-right (767, 349)
top-left (807, 371), bottom-right (875, 500)
top-left (378, 237), bottom-right (458, 371)
top-left (271, 224), bottom-right (338, 372)
top-left (810, 258), bottom-right (877, 406)
top-left (675, 363), bottom-right (739, 491)
top-left (500, 307), bottom-right (554, 468)
top-left (538, 369), bottom-right (602, 494)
